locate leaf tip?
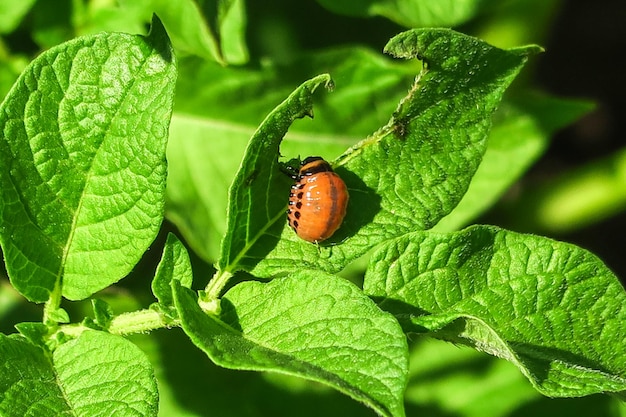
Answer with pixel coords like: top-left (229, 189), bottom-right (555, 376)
top-left (146, 14), bottom-right (175, 63)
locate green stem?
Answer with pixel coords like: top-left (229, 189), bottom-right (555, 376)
top-left (51, 308), bottom-right (175, 340)
top-left (55, 323), bottom-right (89, 338)
top-left (204, 270), bottom-right (233, 300)
top-left (108, 308), bottom-right (174, 335)
top-left (42, 282), bottom-right (63, 325)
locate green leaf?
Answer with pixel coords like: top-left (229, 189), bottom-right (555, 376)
top-left (121, 0), bottom-right (249, 64)
top-left (54, 331), bottom-right (158, 415)
top-left (363, 225), bottom-right (626, 397)
top-left (0, 334), bottom-right (68, 415)
top-left (0, 16), bottom-right (177, 302)
top-left (14, 322), bottom-right (49, 346)
top-left (217, 74), bottom-right (333, 274)
top-left (173, 273), bottom-right (409, 417)
top-left (217, 0), bottom-right (249, 64)
top-left (152, 232), bottom-right (193, 313)
top-left (433, 95), bottom-right (594, 232)
top-left (91, 298), bottom-right (114, 329)
top-left (150, 0), bottom-right (223, 63)
top-left (0, 0), bottom-right (36, 33)
top-left (0, 331), bottom-right (157, 416)
top-left (250, 29), bottom-right (540, 275)
top-left (316, 0), bottom-right (499, 28)
top-left (166, 47), bottom-right (412, 262)
top-left (47, 307), bottom-right (69, 324)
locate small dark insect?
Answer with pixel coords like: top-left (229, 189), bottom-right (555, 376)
top-left (286, 156), bottom-right (349, 243)
top-left (244, 169), bottom-right (258, 186)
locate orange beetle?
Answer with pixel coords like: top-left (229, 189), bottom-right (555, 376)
top-left (287, 156), bottom-right (349, 243)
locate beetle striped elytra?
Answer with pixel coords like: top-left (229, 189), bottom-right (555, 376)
top-left (286, 156), bottom-right (349, 243)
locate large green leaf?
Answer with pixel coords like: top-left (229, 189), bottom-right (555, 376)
top-left (173, 272), bottom-right (409, 417)
top-left (0, 17), bottom-right (177, 302)
top-left (364, 225), bottom-right (626, 397)
top-left (0, 332), bottom-right (157, 416)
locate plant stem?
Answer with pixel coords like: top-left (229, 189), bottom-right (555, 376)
top-left (51, 308), bottom-right (176, 341)
top-left (108, 308), bottom-right (175, 335)
top-left (42, 281), bottom-right (63, 325)
top-left (204, 270), bottom-right (233, 300)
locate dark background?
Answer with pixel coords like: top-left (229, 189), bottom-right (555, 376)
top-left (534, 0), bottom-right (626, 279)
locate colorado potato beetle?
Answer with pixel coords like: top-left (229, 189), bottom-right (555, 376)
top-left (287, 156), bottom-right (349, 243)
